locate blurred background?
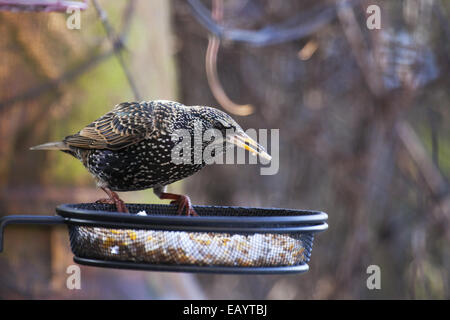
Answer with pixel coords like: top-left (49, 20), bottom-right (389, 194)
top-left (0, 0), bottom-right (449, 299)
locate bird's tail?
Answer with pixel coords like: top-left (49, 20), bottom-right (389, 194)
top-left (30, 141), bottom-right (69, 151)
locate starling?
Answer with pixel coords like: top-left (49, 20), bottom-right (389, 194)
top-left (31, 100), bottom-right (271, 215)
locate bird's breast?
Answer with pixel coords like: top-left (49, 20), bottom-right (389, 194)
top-left (84, 136), bottom-right (205, 192)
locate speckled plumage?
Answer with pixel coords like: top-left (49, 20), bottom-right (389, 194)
top-left (32, 100), bottom-right (269, 215)
top-left (65, 100), bottom-right (234, 191)
top-left (83, 136), bottom-right (205, 192)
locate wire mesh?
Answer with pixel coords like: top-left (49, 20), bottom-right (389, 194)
top-left (69, 226), bottom-right (313, 267)
top-left (62, 203), bottom-right (323, 268)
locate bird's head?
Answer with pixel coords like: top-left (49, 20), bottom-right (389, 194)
top-left (197, 107), bottom-right (272, 161)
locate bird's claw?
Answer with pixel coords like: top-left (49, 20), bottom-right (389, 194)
top-left (157, 190), bottom-right (198, 216)
top-left (95, 198), bottom-right (114, 204)
top-left (171, 196), bottom-right (198, 216)
top-left (95, 192), bottom-right (130, 213)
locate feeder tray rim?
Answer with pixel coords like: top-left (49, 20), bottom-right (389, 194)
top-left (64, 217), bottom-right (329, 234)
top-left (55, 203), bottom-right (328, 234)
top-left (56, 203), bottom-right (328, 223)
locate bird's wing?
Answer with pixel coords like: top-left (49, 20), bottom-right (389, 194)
top-left (64, 102), bottom-right (155, 150)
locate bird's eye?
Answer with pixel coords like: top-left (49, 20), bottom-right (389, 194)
top-left (215, 122), bottom-right (225, 129)
top-left (216, 119), bottom-right (231, 129)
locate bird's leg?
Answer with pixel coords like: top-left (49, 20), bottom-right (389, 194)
top-left (153, 186), bottom-right (198, 216)
top-left (96, 187), bottom-right (129, 213)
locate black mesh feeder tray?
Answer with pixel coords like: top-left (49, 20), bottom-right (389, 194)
top-left (0, 203), bottom-right (328, 274)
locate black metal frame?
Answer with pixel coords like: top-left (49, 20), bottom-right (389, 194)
top-left (0, 203), bottom-right (328, 274)
top-left (56, 204), bottom-right (328, 234)
top-left (0, 215), bottom-right (64, 252)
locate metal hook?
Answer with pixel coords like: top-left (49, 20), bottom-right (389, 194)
top-left (0, 215), bottom-right (65, 252)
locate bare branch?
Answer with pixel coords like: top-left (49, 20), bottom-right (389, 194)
top-left (91, 0), bottom-right (142, 101)
top-left (396, 121), bottom-right (448, 199)
top-left (337, 0), bottom-right (385, 96)
top-left (0, 49), bottom-right (114, 111)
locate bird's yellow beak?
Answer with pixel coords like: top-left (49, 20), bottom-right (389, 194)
top-left (228, 132), bottom-right (272, 161)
